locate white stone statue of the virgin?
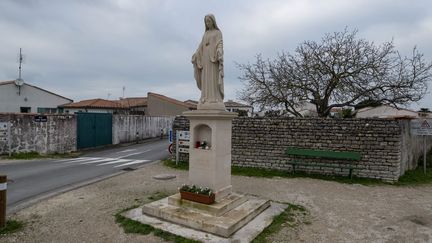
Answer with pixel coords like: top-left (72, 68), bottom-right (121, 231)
top-left (192, 14), bottom-right (225, 110)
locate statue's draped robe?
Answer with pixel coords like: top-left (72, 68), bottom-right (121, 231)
top-left (192, 29), bottom-right (224, 105)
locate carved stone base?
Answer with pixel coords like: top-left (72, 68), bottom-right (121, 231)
top-left (197, 101), bottom-right (226, 110)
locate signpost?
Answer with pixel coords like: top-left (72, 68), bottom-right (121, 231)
top-left (176, 130), bottom-right (190, 165)
top-left (411, 118), bottom-right (432, 174)
top-left (169, 129), bottom-right (173, 143)
top-left (168, 129), bottom-right (173, 154)
top-left (0, 122), bottom-right (7, 142)
top-left (0, 122), bottom-right (11, 156)
top-left (34, 115), bottom-right (48, 122)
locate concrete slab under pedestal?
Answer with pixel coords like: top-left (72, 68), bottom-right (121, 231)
top-left (141, 194), bottom-right (270, 238)
top-left (127, 201), bottom-right (286, 242)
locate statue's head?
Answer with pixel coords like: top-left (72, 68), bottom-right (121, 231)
top-left (204, 14), bottom-right (219, 31)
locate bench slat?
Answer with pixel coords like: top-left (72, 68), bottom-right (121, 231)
top-left (285, 148), bottom-right (361, 160)
top-left (287, 161), bottom-right (354, 168)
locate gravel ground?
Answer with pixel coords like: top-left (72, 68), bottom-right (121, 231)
top-left (2, 162), bottom-right (432, 243)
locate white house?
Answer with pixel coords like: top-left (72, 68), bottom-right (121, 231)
top-left (355, 105), bottom-right (420, 119)
top-left (0, 80), bottom-right (73, 113)
top-left (224, 100), bottom-right (253, 116)
top-left (184, 99), bottom-right (253, 116)
top-left (295, 101), bottom-right (318, 117)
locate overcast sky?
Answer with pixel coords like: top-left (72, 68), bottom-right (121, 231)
top-left (1, 0), bottom-right (431, 109)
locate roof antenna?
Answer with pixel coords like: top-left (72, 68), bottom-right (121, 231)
top-left (15, 48), bottom-right (25, 95)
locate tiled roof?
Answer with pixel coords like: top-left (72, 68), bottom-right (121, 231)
top-left (0, 80), bottom-right (15, 85)
top-left (183, 100), bottom-right (198, 104)
top-left (184, 99), bottom-right (198, 105)
top-left (330, 107), bottom-right (343, 112)
top-left (357, 105), bottom-right (417, 114)
top-left (224, 100), bottom-right (252, 108)
top-left (115, 97), bottom-right (147, 108)
top-left (183, 99), bottom-right (252, 108)
top-left (0, 80), bottom-right (73, 102)
top-left (149, 92), bottom-right (196, 109)
top-left (61, 99), bottom-right (127, 109)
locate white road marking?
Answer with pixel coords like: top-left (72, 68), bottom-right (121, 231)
top-left (115, 149), bottom-right (137, 153)
top-left (59, 157), bottom-right (94, 162)
top-left (117, 152), bottom-right (143, 158)
top-left (63, 157), bottom-right (103, 163)
top-left (116, 149), bottom-right (152, 159)
top-left (55, 156), bottom-right (152, 168)
top-left (113, 160), bottom-right (149, 168)
top-left (80, 158), bottom-right (117, 164)
top-left (96, 159), bottom-right (132, 166)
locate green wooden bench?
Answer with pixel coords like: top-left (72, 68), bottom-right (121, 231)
top-left (285, 148), bottom-right (361, 179)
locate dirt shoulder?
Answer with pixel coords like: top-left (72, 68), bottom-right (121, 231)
top-left (2, 162), bottom-right (432, 243)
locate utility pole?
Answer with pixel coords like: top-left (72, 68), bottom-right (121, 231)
top-left (15, 48), bottom-right (25, 95)
top-left (18, 48), bottom-right (23, 80)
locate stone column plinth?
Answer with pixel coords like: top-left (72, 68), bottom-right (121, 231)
top-left (183, 109), bottom-right (237, 201)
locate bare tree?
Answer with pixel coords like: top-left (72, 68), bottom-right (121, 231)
top-left (238, 29), bottom-right (432, 117)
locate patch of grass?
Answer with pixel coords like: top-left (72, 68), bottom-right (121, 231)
top-left (163, 159), bottom-right (384, 185)
top-left (163, 159), bottom-right (189, 170)
top-left (3, 152), bottom-right (44, 160)
top-left (395, 147), bottom-right (432, 186)
top-left (115, 210), bottom-right (200, 243)
top-left (115, 213), bottom-right (154, 235)
top-left (252, 203), bottom-right (309, 243)
top-left (163, 152), bottom-right (432, 186)
top-left (397, 167), bottom-right (432, 186)
top-left (1, 151), bottom-right (81, 160)
top-left (146, 191), bottom-right (169, 201)
top-left (153, 228), bottom-right (201, 243)
top-left (232, 166), bottom-right (384, 186)
top-left (50, 152), bottom-right (82, 159)
top-left (0, 220), bottom-right (24, 235)
top-left (115, 212), bottom-right (200, 243)
top-left (115, 192), bottom-right (200, 243)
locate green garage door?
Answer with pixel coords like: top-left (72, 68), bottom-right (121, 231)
top-left (77, 112), bottom-right (112, 149)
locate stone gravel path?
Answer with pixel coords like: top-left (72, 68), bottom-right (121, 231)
top-left (1, 162), bottom-right (432, 243)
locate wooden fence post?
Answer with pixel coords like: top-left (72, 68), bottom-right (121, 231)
top-left (0, 175), bottom-right (6, 228)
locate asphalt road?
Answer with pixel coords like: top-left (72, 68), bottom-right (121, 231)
top-left (0, 139), bottom-right (170, 213)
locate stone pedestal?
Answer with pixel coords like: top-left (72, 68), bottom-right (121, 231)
top-left (137, 108), bottom-right (273, 239)
top-left (183, 109), bottom-right (237, 201)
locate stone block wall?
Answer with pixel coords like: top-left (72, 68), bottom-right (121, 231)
top-left (172, 116), bottom-right (432, 182)
top-left (0, 113), bottom-right (76, 154)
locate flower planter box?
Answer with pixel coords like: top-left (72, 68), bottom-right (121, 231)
top-left (180, 190), bottom-right (215, 205)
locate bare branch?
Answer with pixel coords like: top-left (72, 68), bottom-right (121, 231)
top-left (237, 28), bottom-right (431, 117)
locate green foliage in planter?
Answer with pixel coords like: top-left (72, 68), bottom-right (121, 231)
top-left (179, 184), bottom-right (213, 196)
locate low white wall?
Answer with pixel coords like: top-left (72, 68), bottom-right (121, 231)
top-left (0, 113), bottom-right (76, 154)
top-left (112, 115), bottom-right (174, 144)
top-left (399, 120), bottom-right (432, 175)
